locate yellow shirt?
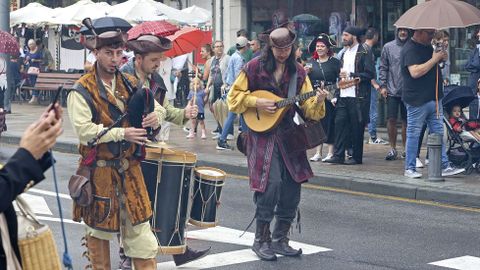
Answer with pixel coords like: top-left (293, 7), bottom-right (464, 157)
top-left (227, 71), bottom-right (325, 121)
top-left (67, 74), bottom-right (166, 146)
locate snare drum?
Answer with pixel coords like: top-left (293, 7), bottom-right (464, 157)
top-left (141, 148), bottom-right (196, 255)
top-left (189, 167), bottom-right (226, 228)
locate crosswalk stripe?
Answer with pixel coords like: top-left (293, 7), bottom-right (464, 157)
top-left (187, 226), bottom-right (332, 254)
top-left (429, 255), bottom-right (480, 270)
top-left (28, 187), bottom-right (72, 200)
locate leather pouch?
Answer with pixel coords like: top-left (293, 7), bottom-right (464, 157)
top-left (68, 166), bottom-right (92, 207)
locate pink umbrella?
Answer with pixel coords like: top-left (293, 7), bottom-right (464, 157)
top-left (394, 0), bottom-right (480, 30)
top-left (127, 20), bottom-right (179, 41)
top-left (0, 30), bottom-right (19, 56)
top-left (164, 27), bottom-right (205, 58)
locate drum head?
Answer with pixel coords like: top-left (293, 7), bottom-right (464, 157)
top-left (195, 167), bottom-right (226, 181)
top-left (145, 148), bottom-right (197, 164)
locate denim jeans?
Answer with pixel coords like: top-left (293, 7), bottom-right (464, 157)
top-left (404, 100), bottom-right (449, 171)
top-left (219, 112), bottom-right (247, 141)
top-left (368, 87), bottom-right (378, 138)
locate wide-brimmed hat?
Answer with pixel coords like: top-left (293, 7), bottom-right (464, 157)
top-left (269, 27), bottom-right (296, 49)
top-left (126, 35), bottom-right (172, 54)
top-left (83, 30), bottom-right (127, 50)
top-left (308, 33), bottom-right (336, 53)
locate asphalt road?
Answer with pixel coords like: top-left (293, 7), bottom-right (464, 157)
top-left (1, 145), bottom-right (479, 270)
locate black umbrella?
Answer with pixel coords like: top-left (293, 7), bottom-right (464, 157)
top-left (80, 17), bottom-right (132, 35)
top-left (442, 85), bottom-right (476, 110)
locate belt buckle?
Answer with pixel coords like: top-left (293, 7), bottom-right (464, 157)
top-left (96, 160), bottom-right (107, 167)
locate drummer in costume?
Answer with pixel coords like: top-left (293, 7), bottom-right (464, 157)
top-left (120, 34), bottom-right (210, 266)
top-left (67, 30), bottom-right (165, 269)
top-left (227, 27), bottom-right (327, 261)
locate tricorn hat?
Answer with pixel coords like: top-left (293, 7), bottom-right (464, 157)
top-left (269, 27), bottom-right (296, 49)
top-left (126, 35), bottom-right (172, 54)
top-left (83, 30), bottom-right (127, 50)
top-left (308, 33), bottom-right (336, 53)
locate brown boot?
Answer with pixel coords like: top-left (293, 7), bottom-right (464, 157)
top-left (132, 258), bottom-right (157, 270)
top-left (86, 235), bottom-right (111, 270)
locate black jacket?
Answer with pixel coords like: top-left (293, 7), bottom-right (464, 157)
top-left (0, 148), bottom-right (52, 270)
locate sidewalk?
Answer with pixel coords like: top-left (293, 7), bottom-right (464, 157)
top-left (2, 103), bottom-right (479, 208)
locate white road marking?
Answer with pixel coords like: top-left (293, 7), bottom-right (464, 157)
top-left (156, 226), bottom-right (331, 269)
top-left (14, 193), bottom-right (52, 215)
top-left (37, 216), bottom-right (82, 225)
top-left (187, 226), bottom-right (331, 254)
top-left (429, 255), bottom-right (480, 270)
top-left (28, 187), bottom-right (72, 200)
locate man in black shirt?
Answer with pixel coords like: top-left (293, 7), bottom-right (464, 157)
top-left (401, 29), bottom-right (464, 178)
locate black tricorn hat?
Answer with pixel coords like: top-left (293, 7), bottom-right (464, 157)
top-left (308, 33), bottom-right (336, 53)
top-left (269, 27), bottom-right (296, 49)
top-left (83, 30), bottom-right (127, 50)
top-left (126, 35), bottom-right (173, 54)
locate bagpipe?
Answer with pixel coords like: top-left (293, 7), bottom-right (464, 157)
top-left (82, 18), bottom-right (155, 158)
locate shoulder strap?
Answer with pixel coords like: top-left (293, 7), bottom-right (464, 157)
top-left (70, 83), bottom-right (98, 122)
top-left (288, 71), bottom-right (298, 98)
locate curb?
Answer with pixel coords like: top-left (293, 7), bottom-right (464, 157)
top-left (3, 134), bottom-right (479, 208)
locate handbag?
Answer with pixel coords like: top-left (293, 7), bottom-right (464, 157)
top-left (27, 66), bottom-right (40, 75)
top-left (68, 165), bottom-right (93, 207)
top-left (16, 195), bottom-right (62, 270)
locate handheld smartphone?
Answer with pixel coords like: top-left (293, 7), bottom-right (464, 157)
top-left (48, 86), bottom-right (63, 112)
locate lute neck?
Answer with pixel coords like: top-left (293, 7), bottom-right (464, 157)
top-left (276, 83), bottom-right (337, 108)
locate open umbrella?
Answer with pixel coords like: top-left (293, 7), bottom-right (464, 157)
top-left (127, 20), bottom-right (179, 41)
top-left (80, 17), bottom-right (132, 35)
top-left (164, 27), bottom-right (205, 58)
top-left (50, 0), bottom-right (111, 25)
top-left (0, 30), bottom-right (19, 57)
top-left (394, 0), bottom-right (480, 30)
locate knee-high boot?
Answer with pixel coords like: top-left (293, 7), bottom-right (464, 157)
top-left (251, 221), bottom-right (277, 261)
top-left (271, 220), bottom-right (302, 256)
top-left (132, 258), bottom-right (157, 270)
top-left (85, 235), bottom-right (111, 270)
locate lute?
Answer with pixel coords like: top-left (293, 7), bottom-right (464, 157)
top-left (243, 78), bottom-right (359, 133)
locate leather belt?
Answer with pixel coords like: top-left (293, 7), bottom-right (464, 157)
top-left (95, 158), bottom-right (130, 173)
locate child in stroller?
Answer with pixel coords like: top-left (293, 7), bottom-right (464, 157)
top-left (448, 105), bottom-right (480, 142)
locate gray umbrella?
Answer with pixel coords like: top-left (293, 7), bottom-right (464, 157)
top-left (80, 17), bottom-right (132, 35)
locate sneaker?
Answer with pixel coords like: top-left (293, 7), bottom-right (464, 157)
top-left (183, 126), bottom-right (190, 133)
top-left (321, 153), bottom-right (333, 162)
top-left (442, 166), bottom-right (465, 176)
top-left (401, 152), bottom-right (406, 159)
top-left (309, 153), bottom-right (322, 162)
top-left (385, 149), bottom-right (398, 161)
top-left (404, 169), bottom-right (422, 178)
top-left (416, 158), bottom-right (424, 168)
top-left (186, 133), bottom-right (195, 139)
top-left (216, 140), bottom-right (233, 150)
top-left (369, 137), bottom-right (388, 144)
top-left (201, 131), bottom-right (207, 139)
top-left (28, 96), bottom-right (38, 104)
top-left (212, 134), bottom-right (220, 140)
top-left (211, 128), bottom-right (220, 135)
top-left (226, 134), bottom-right (234, 140)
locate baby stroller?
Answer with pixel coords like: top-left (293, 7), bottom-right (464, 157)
top-left (443, 85), bottom-right (480, 174)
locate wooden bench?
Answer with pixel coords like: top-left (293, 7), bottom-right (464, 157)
top-left (20, 72), bottom-right (83, 105)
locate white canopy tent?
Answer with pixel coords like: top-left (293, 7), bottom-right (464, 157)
top-left (10, 2), bottom-right (54, 27)
top-left (181, 5), bottom-right (212, 24)
top-left (49, 0), bottom-right (112, 25)
top-left (107, 0), bottom-right (170, 24)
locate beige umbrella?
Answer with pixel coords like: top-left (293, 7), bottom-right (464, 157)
top-left (394, 0), bottom-right (480, 30)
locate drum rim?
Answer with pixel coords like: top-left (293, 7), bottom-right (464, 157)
top-left (145, 148), bottom-right (197, 164)
top-left (194, 167), bottom-right (227, 181)
top-left (189, 218), bottom-right (218, 228)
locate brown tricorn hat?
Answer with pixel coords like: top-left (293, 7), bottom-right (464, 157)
top-left (83, 30), bottom-right (127, 50)
top-left (126, 35), bottom-right (173, 54)
top-left (269, 27), bottom-right (296, 49)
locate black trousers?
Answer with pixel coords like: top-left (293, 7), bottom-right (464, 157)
top-left (333, 97), bottom-right (367, 163)
top-left (254, 145), bottom-right (301, 224)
